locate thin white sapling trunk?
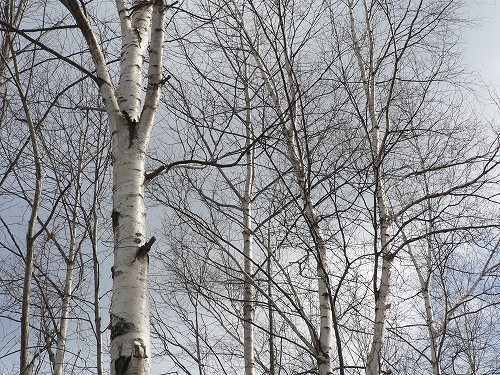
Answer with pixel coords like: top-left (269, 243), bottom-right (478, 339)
top-left (251, 32), bottom-right (334, 375)
top-left (348, 2), bottom-right (394, 374)
top-left (242, 59), bottom-right (256, 375)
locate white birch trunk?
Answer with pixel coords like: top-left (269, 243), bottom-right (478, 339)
top-left (403, 184), bottom-right (442, 375)
top-left (365, 188), bottom-right (393, 375)
top-left (243, 60), bottom-right (256, 375)
top-left (348, 2), bottom-right (393, 373)
top-left (92, 211), bottom-right (104, 375)
top-left (110, 149), bottom-right (151, 375)
top-left (53, 230), bottom-right (78, 375)
top-left (91, 142), bottom-right (105, 375)
top-left (60, 1), bottom-right (168, 374)
top-left (412, 258), bottom-right (441, 375)
top-left (251, 35), bottom-right (333, 375)
top-left (53, 171), bottom-right (84, 375)
top-left (11, 48), bottom-right (44, 375)
top-left (112, 3), bottom-right (167, 375)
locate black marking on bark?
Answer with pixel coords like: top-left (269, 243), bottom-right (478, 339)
top-left (111, 266), bottom-right (123, 280)
top-left (383, 252), bottom-right (396, 261)
top-left (123, 111), bottom-right (138, 148)
top-left (112, 210), bottom-right (120, 229)
top-left (135, 236), bottom-right (156, 260)
top-left (115, 355), bottom-right (131, 375)
top-left (111, 315), bottom-right (135, 340)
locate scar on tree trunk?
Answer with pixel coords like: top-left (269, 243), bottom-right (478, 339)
top-left (135, 236), bottom-right (156, 261)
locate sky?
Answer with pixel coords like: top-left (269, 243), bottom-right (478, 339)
top-left (464, 1), bottom-right (500, 87)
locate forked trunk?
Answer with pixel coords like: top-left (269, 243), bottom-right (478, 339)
top-left (59, 1), bottom-right (168, 374)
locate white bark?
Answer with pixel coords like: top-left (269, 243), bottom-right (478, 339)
top-left (249, 26), bottom-right (333, 375)
top-left (348, 2), bottom-right (393, 374)
top-left (403, 160), bottom-right (442, 375)
top-left (53, 172), bottom-right (83, 375)
top-left (91, 137), bottom-right (105, 375)
top-left (60, 1), bottom-right (168, 374)
top-left (11, 46), bottom-right (44, 375)
top-left (92, 209), bottom-right (104, 375)
top-left (405, 238), bottom-right (441, 375)
top-left (116, 1), bottom-right (152, 122)
top-left (110, 149), bottom-right (151, 375)
top-left (243, 59), bottom-right (256, 375)
top-left (110, 3), bottom-right (167, 375)
top-left (365, 189), bottom-right (393, 375)
top-left (53, 240), bottom-right (78, 375)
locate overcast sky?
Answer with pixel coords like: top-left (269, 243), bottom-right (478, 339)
top-left (464, 2), bottom-right (500, 86)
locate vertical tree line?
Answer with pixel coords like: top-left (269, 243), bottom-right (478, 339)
top-left (1, 1), bottom-right (500, 375)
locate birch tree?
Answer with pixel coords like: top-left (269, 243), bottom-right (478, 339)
top-left (50, 2), bottom-right (171, 374)
top-left (2, 1), bottom-right (171, 374)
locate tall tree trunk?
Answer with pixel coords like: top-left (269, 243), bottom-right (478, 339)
top-left (53, 238), bottom-right (78, 375)
top-left (11, 46), bottom-right (44, 375)
top-left (91, 138), bottom-right (105, 375)
top-left (348, 2), bottom-right (393, 373)
top-left (54, 171), bottom-right (83, 375)
top-left (60, 1), bottom-right (168, 374)
top-left (252, 36), bottom-right (333, 375)
top-left (111, 147), bottom-right (151, 375)
top-left (242, 57), bottom-right (256, 375)
top-left (267, 229), bottom-right (275, 375)
top-left (92, 209), bottom-right (104, 375)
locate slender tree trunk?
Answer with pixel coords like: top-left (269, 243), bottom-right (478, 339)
top-left (92, 209), bottom-right (104, 375)
top-left (242, 58), bottom-right (256, 375)
top-left (53, 241), bottom-right (78, 375)
top-left (91, 141), bottom-right (105, 375)
top-left (267, 230), bottom-right (275, 375)
top-left (404, 164), bottom-right (442, 375)
top-left (252, 38), bottom-right (333, 375)
top-left (53, 162), bottom-right (84, 375)
top-left (348, 2), bottom-right (394, 373)
top-left (193, 298), bottom-right (204, 375)
top-left (365, 184), bottom-right (393, 375)
top-left (11, 46), bottom-right (44, 375)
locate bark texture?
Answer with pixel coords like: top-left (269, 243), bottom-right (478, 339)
top-left (60, 1), bottom-right (168, 374)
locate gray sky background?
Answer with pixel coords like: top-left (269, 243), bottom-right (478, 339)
top-left (465, 2), bottom-right (500, 87)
